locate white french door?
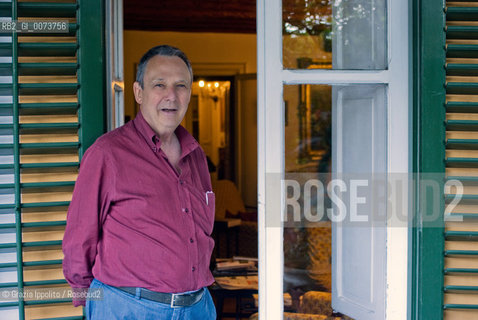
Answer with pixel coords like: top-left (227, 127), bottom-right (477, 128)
top-left (257, 0), bottom-right (409, 319)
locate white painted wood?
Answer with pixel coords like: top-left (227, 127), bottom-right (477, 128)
top-left (282, 69), bottom-right (389, 84)
top-left (105, 0), bottom-right (124, 130)
top-left (331, 85), bottom-right (387, 320)
top-left (385, 0), bottom-right (409, 318)
top-left (258, 0), bottom-right (285, 318)
top-left (258, 0), bottom-right (409, 319)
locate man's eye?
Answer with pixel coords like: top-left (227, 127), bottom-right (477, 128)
top-left (177, 84), bottom-right (187, 88)
top-left (155, 84), bottom-right (164, 88)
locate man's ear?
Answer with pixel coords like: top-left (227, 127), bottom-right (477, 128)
top-left (133, 82), bottom-right (143, 105)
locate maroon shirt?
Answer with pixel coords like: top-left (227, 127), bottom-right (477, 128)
top-left (62, 111), bottom-right (215, 307)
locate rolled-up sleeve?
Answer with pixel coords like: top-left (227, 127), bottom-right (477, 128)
top-left (62, 144), bottom-right (114, 307)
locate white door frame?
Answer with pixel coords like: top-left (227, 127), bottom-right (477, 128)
top-left (256, 0), bottom-right (409, 318)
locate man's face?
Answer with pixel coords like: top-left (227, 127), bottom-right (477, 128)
top-left (133, 55), bottom-right (191, 136)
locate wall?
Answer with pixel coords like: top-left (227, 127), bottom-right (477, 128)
top-left (123, 31), bottom-right (257, 119)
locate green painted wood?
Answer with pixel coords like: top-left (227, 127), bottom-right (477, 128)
top-left (446, 139), bottom-right (478, 149)
top-left (445, 231), bottom-right (478, 239)
top-left (18, 43), bottom-right (78, 57)
top-left (20, 123), bottom-right (79, 130)
top-left (444, 250), bottom-right (478, 256)
top-left (444, 268), bottom-right (478, 274)
top-left (19, 102), bottom-right (78, 110)
top-left (22, 221), bottom-right (66, 228)
top-left (19, 83), bottom-right (78, 96)
top-left (443, 304), bottom-right (478, 310)
top-left (446, 82), bottom-right (478, 95)
top-left (21, 201), bottom-right (70, 208)
top-left (0, 282), bottom-right (20, 288)
top-left (23, 259), bottom-right (62, 267)
top-left (411, 0), bottom-right (446, 319)
top-left (444, 285), bottom-right (478, 291)
top-left (20, 142), bottom-right (79, 149)
top-left (21, 181), bottom-right (75, 188)
top-left (23, 299), bottom-right (72, 306)
top-left (446, 26), bottom-right (478, 39)
top-left (18, 63), bottom-right (78, 76)
top-left (445, 212), bottom-right (478, 219)
top-left (78, 0), bottom-right (105, 156)
top-left (446, 7), bottom-right (478, 21)
top-left (446, 64), bottom-right (478, 76)
top-left (446, 120), bottom-right (478, 131)
top-left (20, 162), bottom-right (79, 169)
top-left (0, 262), bottom-right (16, 268)
top-left (17, 3), bottom-right (77, 18)
top-left (446, 44), bottom-right (478, 58)
top-left (448, 104), bottom-right (471, 118)
top-left (446, 157), bottom-right (478, 167)
top-left (22, 240), bottom-right (62, 248)
top-left (23, 279), bottom-right (66, 286)
top-left (0, 302), bottom-right (19, 308)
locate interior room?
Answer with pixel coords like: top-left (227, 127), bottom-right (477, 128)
top-left (122, 1), bottom-right (339, 319)
top-left (0, 1), bottom-right (341, 319)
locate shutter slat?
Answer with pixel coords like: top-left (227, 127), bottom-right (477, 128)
top-left (445, 285), bottom-right (478, 291)
top-left (447, 44), bottom-right (478, 58)
top-left (445, 250), bottom-right (478, 255)
top-left (17, 3), bottom-right (77, 18)
top-left (447, 102), bottom-right (478, 112)
top-left (446, 82), bottom-right (478, 94)
top-left (18, 43), bottom-right (78, 57)
top-left (447, 139), bottom-right (478, 149)
top-left (446, 157), bottom-right (478, 167)
top-left (446, 119), bottom-right (478, 130)
top-left (22, 221), bottom-right (65, 228)
top-left (19, 83), bottom-right (78, 96)
top-left (19, 63), bottom-right (78, 76)
top-left (22, 259), bottom-right (62, 267)
top-left (447, 26), bottom-right (478, 39)
top-left (444, 304), bottom-right (478, 310)
top-left (445, 268), bottom-right (478, 273)
top-left (446, 230), bottom-right (478, 239)
top-left (447, 7), bottom-right (478, 21)
top-left (447, 64), bottom-right (478, 76)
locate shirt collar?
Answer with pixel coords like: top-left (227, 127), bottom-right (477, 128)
top-left (133, 110), bottom-right (200, 158)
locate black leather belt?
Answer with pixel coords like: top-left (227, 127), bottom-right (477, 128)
top-left (116, 286), bottom-right (205, 307)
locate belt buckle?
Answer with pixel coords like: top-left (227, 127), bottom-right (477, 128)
top-left (170, 293), bottom-right (178, 308)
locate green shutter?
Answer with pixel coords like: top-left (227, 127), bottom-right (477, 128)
top-left (443, 0), bottom-right (478, 319)
top-left (0, 1), bottom-right (105, 319)
top-left (411, 0), bottom-right (447, 319)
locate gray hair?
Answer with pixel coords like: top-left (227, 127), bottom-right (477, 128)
top-left (135, 45), bottom-right (193, 88)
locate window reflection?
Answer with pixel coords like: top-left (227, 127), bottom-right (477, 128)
top-left (283, 84), bottom-right (353, 319)
top-left (283, 0), bottom-right (387, 70)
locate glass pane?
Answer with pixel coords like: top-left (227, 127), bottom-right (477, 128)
top-left (283, 0), bottom-right (387, 70)
top-left (283, 84), bottom-right (387, 319)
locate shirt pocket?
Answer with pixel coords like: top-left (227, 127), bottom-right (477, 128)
top-left (204, 191), bottom-right (215, 235)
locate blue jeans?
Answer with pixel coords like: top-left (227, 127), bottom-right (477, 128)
top-left (86, 279), bottom-right (217, 320)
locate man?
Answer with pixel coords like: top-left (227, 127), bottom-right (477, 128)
top-left (62, 45), bottom-right (216, 319)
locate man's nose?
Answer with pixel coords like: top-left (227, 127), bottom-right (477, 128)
top-left (164, 86), bottom-right (177, 101)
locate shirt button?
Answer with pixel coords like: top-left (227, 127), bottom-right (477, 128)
top-left (192, 267), bottom-right (196, 271)
top-left (184, 208), bottom-right (189, 213)
top-left (179, 180), bottom-right (184, 185)
top-left (190, 238), bottom-right (194, 243)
